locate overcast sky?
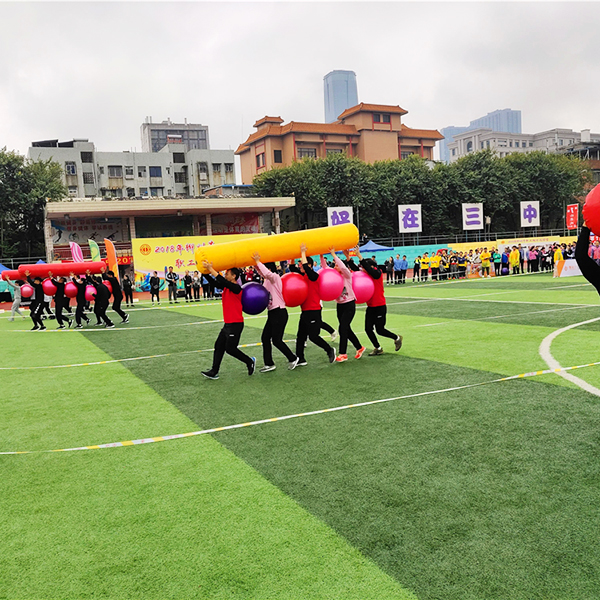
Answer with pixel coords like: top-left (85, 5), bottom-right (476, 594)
top-left (2, 1), bottom-right (599, 165)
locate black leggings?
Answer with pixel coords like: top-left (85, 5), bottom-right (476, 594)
top-left (193, 286), bottom-right (200, 300)
top-left (211, 322), bottom-right (253, 373)
top-left (365, 305), bottom-right (397, 349)
top-left (321, 320), bottom-right (335, 335)
top-left (336, 300), bottom-right (362, 355)
top-left (55, 298), bottom-right (70, 326)
top-left (112, 296), bottom-right (127, 320)
top-left (576, 227), bottom-right (600, 293)
top-left (262, 308), bottom-right (295, 366)
top-left (296, 310), bottom-right (332, 362)
top-left (30, 301), bottom-right (44, 327)
top-left (94, 301), bottom-right (113, 326)
top-left (124, 289), bottom-right (133, 304)
top-left (75, 301), bottom-right (90, 326)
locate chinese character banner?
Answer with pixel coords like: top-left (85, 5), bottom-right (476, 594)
top-left (566, 204), bottom-right (579, 230)
top-left (327, 207), bottom-right (354, 227)
top-left (520, 201), bottom-right (540, 228)
top-left (398, 204), bottom-right (422, 233)
top-left (51, 218), bottom-right (125, 244)
top-left (462, 203), bottom-right (484, 231)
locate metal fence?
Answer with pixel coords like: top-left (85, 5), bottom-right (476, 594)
top-left (0, 256), bottom-right (47, 270)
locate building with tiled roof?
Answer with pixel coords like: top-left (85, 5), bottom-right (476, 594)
top-left (235, 103), bottom-right (443, 183)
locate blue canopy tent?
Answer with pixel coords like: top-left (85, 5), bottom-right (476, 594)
top-left (36, 259), bottom-right (46, 264)
top-left (359, 240), bottom-right (394, 253)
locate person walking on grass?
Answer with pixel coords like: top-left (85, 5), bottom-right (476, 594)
top-left (86, 272), bottom-right (114, 328)
top-left (122, 275), bottom-right (134, 307)
top-left (329, 247), bottom-right (365, 363)
top-left (5, 277), bottom-right (24, 322)
top-left (252, 252), bottom-right (299, 373)
top-left (354, 247), bottom-right (403, 356)
top-left (289, 245), bottom-right (336, 366)
top-left (70, 272), bottom-right (91, 329)
top-left (102, 270), bottom-right (129, 324)
top-left (24, 271), bottom-right (46, 331)
top-left (166, 266), bottom-right (179, 303)
top-left (48, 273), bottom-right (72, 329)
top-left (200, 262), bottom-right (256, 380)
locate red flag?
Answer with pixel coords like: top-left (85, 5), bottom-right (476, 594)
top-left (566, 204), bottom-right (579, 230)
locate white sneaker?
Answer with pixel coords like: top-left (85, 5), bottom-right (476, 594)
top-left (288, 357), bottom-right (300, 370)
top-left (331, 330), bottom-right (339, 341)
top-left (259, 365), bottom-right (276, 373)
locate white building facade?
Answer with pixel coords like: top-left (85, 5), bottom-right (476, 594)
top-left (28, 139), bottom-right (235, 198)
top-left (447, 128), bottom-right (600, 163)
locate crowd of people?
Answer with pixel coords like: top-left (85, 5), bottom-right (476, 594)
top-left (382, 242), bottom-right (577, 282)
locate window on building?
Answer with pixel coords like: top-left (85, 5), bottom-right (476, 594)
top-left (127, 187), bottom-right (135, 197)
top-left (480, 142), bottom-right (484, 149)
top-left (515, 141), bottom-right (519, 148)
top-left (83, 172), bottom-right (94, 184)
top-left (273, 150), bottom-right (282, 163)
top-left (174, 172), bottom-right (187, 183)
top-left (213, 163), bottom-right (221, 172)
top-left (140, 187), bottom-right (148, 197)
top-left (108, 165), bottom-right (123, 178)
top-left (451, 148), bottom-right (456, 156)
top-left (486, 140), bottom-right (490, 148)
top-left (382, 114), bottom-right (391, 123)
top-left (256, 153), bottom-right (266, 168)
top-left (68, 185), bottom-right (78, 197)
top-left (509, 141), bottom-right (513, 147)
top-left (225, 163), bottom-right (234, 172)
top-left (297, 148), bottom-right (317, 159)
top-left (149, 166), bottom-right (162, 178)
top-left (138, 166), bottom-right (147, 178)
top-left (559, 139), bottom-right (564, 146)
top-left (150, 187), bottom-right (163, 197)
top-left (173, 153), bottom-right (185, 163)
top-left (99, 166), bottom-right (104, 175)
top-left (65, 162), bottom-right (77, 175)
top-left (80, 152), bottom-right (93, 163)
top-left (401, 151), bottom-right (413, 160)
top-left (466, 141), bottom-right (473, 152)
top-left (529, 142), bottom-right (533, 147)
top-left (327, 149), bottom-right (343, 155)
top-left (198, 162), bottom-right (208, 174)
top-left (372, 114), bottom-right (381, 123)
top-left (125, 166), bottom-right (134, 179)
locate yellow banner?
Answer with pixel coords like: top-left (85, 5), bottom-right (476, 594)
top-left (131, 234), bottom-right (266, 280)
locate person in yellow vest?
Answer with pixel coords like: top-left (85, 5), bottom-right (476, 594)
top-left (479, 247), bottom-right (492, 278)
top-left (509, 246), bottom-right (521, 274)
top-left (420, 253), bottom-right (430, 282)
top-left (429, 252), bottom-right (441, 281)
top-left (553, 244), bottom-right (564, 278)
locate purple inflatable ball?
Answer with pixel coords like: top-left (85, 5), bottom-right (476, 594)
top-left (501, 267), bottom-right (509, 276)
top-left (241, 282), bottom-right (270, 315)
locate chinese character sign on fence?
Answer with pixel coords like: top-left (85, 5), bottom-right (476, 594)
top-left (327, 206), bottom-right (354, 227)
top-left (462, 203), bottom-right (484, 231)
top-left (398, 205), bottom-right (422, 233)
top-left (566, 204), bottom-right (579, 230)
top-left (520, 201), bottom-right (540, 227)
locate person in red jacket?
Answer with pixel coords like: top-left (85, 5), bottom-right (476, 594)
top-left (355, 247), bottom-right (403, 355)
top-left (200, 261), bottom-right (256, 380)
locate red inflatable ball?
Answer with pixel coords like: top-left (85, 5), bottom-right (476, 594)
top-left (42, 278), bottom-right (57, 296)
top-left (352, 271), bottom-right (375, 304)
top-left (318, 267), bottom-right (344, 302)
top-left (281, 272), bottom-right (308, 307)
top-left (64, 282), bottom-right (78, 298)
top-left (241, 282), bottom-right (270, 315)
top-left (21, 284), bottom-right (34, 299)
top-left (102, 280), bottom-right (112, 294)
top-left (85, 285), bottom-right (96, 302)
top-left (583, 184), bottom-right (600, 235)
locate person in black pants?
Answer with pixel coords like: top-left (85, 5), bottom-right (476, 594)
top-left (183, 270), bottom-right (193, 302)
top-left (576, 223), bottom-right (600, 294)
top-left (122, 275), bottom-right (134, 307)
top-left (200, 262), bottom-right (255, 379)
top-left (192, 271), bottom-right (201, 301)
top-left (87, 273), bottom-right (114, 328)
top-left (70, 273), bottom-right (91, 329)
top-left (24, 271), bottom-right (46, 331)
top-left (149, 271), bottom-right (161, 305)
top-left (103, 270), bottom-right (129, 323)
top-left (49, 273), bottom-right (72, 329)
top-left (166, 266), bottom-right (179, 303)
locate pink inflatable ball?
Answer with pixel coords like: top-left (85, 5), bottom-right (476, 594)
top-left (64, 282), bottom-right (78, 298)
top-left (85, 285), bottom-right (96, 302)
top-left (42, 278), bottom-right (57, 296)
top-left (318, 267), bottom-right (344, 302)
top-left (281, 272), bottom-right (308, 307)
top-left (583, 184), bottom-right (600, 235)
top-left (102, 279), bottom-right (112, 294)
top-left (352, 271), bottom-right (375, 304)
top-left (241, 282), bottom-right (270, 315)
top-left (21, 284), bottom-right (34, 299)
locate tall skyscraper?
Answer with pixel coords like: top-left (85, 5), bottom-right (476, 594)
top-left (324, 70), bottom-right (359, 123)
top-left (439, 109), bottom-right (521, 163)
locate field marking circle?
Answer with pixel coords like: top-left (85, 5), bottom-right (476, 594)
top-left (539, 316), bottom-right (600, 397)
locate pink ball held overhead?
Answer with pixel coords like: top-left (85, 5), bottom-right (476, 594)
top-left (64, 282), bottom-right (78, 298)
top-left (42, 279), bottom-right (57, 296)
top-left (85, 285), bottom-right (96, 302)
top-left (281, 272), bottom-right (308, 307)
top-left (20, 284), bottom-right (34, 298)
top-left (318, 268), bottom-right (344, 302)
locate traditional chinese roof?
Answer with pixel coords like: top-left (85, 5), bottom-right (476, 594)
top-left (399, 124), bottom-right (444, 141)
top-left (253, 116), bottom-right (284, 127)
top-left (337, 102), bottom-right (408, 120)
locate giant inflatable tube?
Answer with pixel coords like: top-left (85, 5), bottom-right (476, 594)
top-left (195, 224), bottom-right (359, 274)
top-left (1, 269), bottom-right (21, 281)
top-left (17, 261), bottom-right (107, 278)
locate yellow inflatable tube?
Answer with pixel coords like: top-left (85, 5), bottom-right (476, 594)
top-left (195, 224), bottom-right (359, 274)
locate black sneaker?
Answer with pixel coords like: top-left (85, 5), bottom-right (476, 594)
top-left (39, 326), bottom-right (47, 331)
top-left (31, 326), bottom-right (40, 331)
top-left (67, 320), bottom-right (72, 328)
top-left (201, 370), bottom-right (219, 380)
top-left (248, 357), bottom-right (256, 376)
top-left (57, 325), bottom-right (65, 330)
top-left (297, 359), bottom-right (308, 366)
top-left (75, 324), bottom-right (83, 329)
top-left (105, 323), bottom-right (115, 329)
top-left (95, 322), bottom-right (103, 327)
top-left (394, 336), bottom-right (403, 352)
top-left (121, 314), bottom-right (129, 324)
top-left (327, 347), bottom-right (336, 363)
